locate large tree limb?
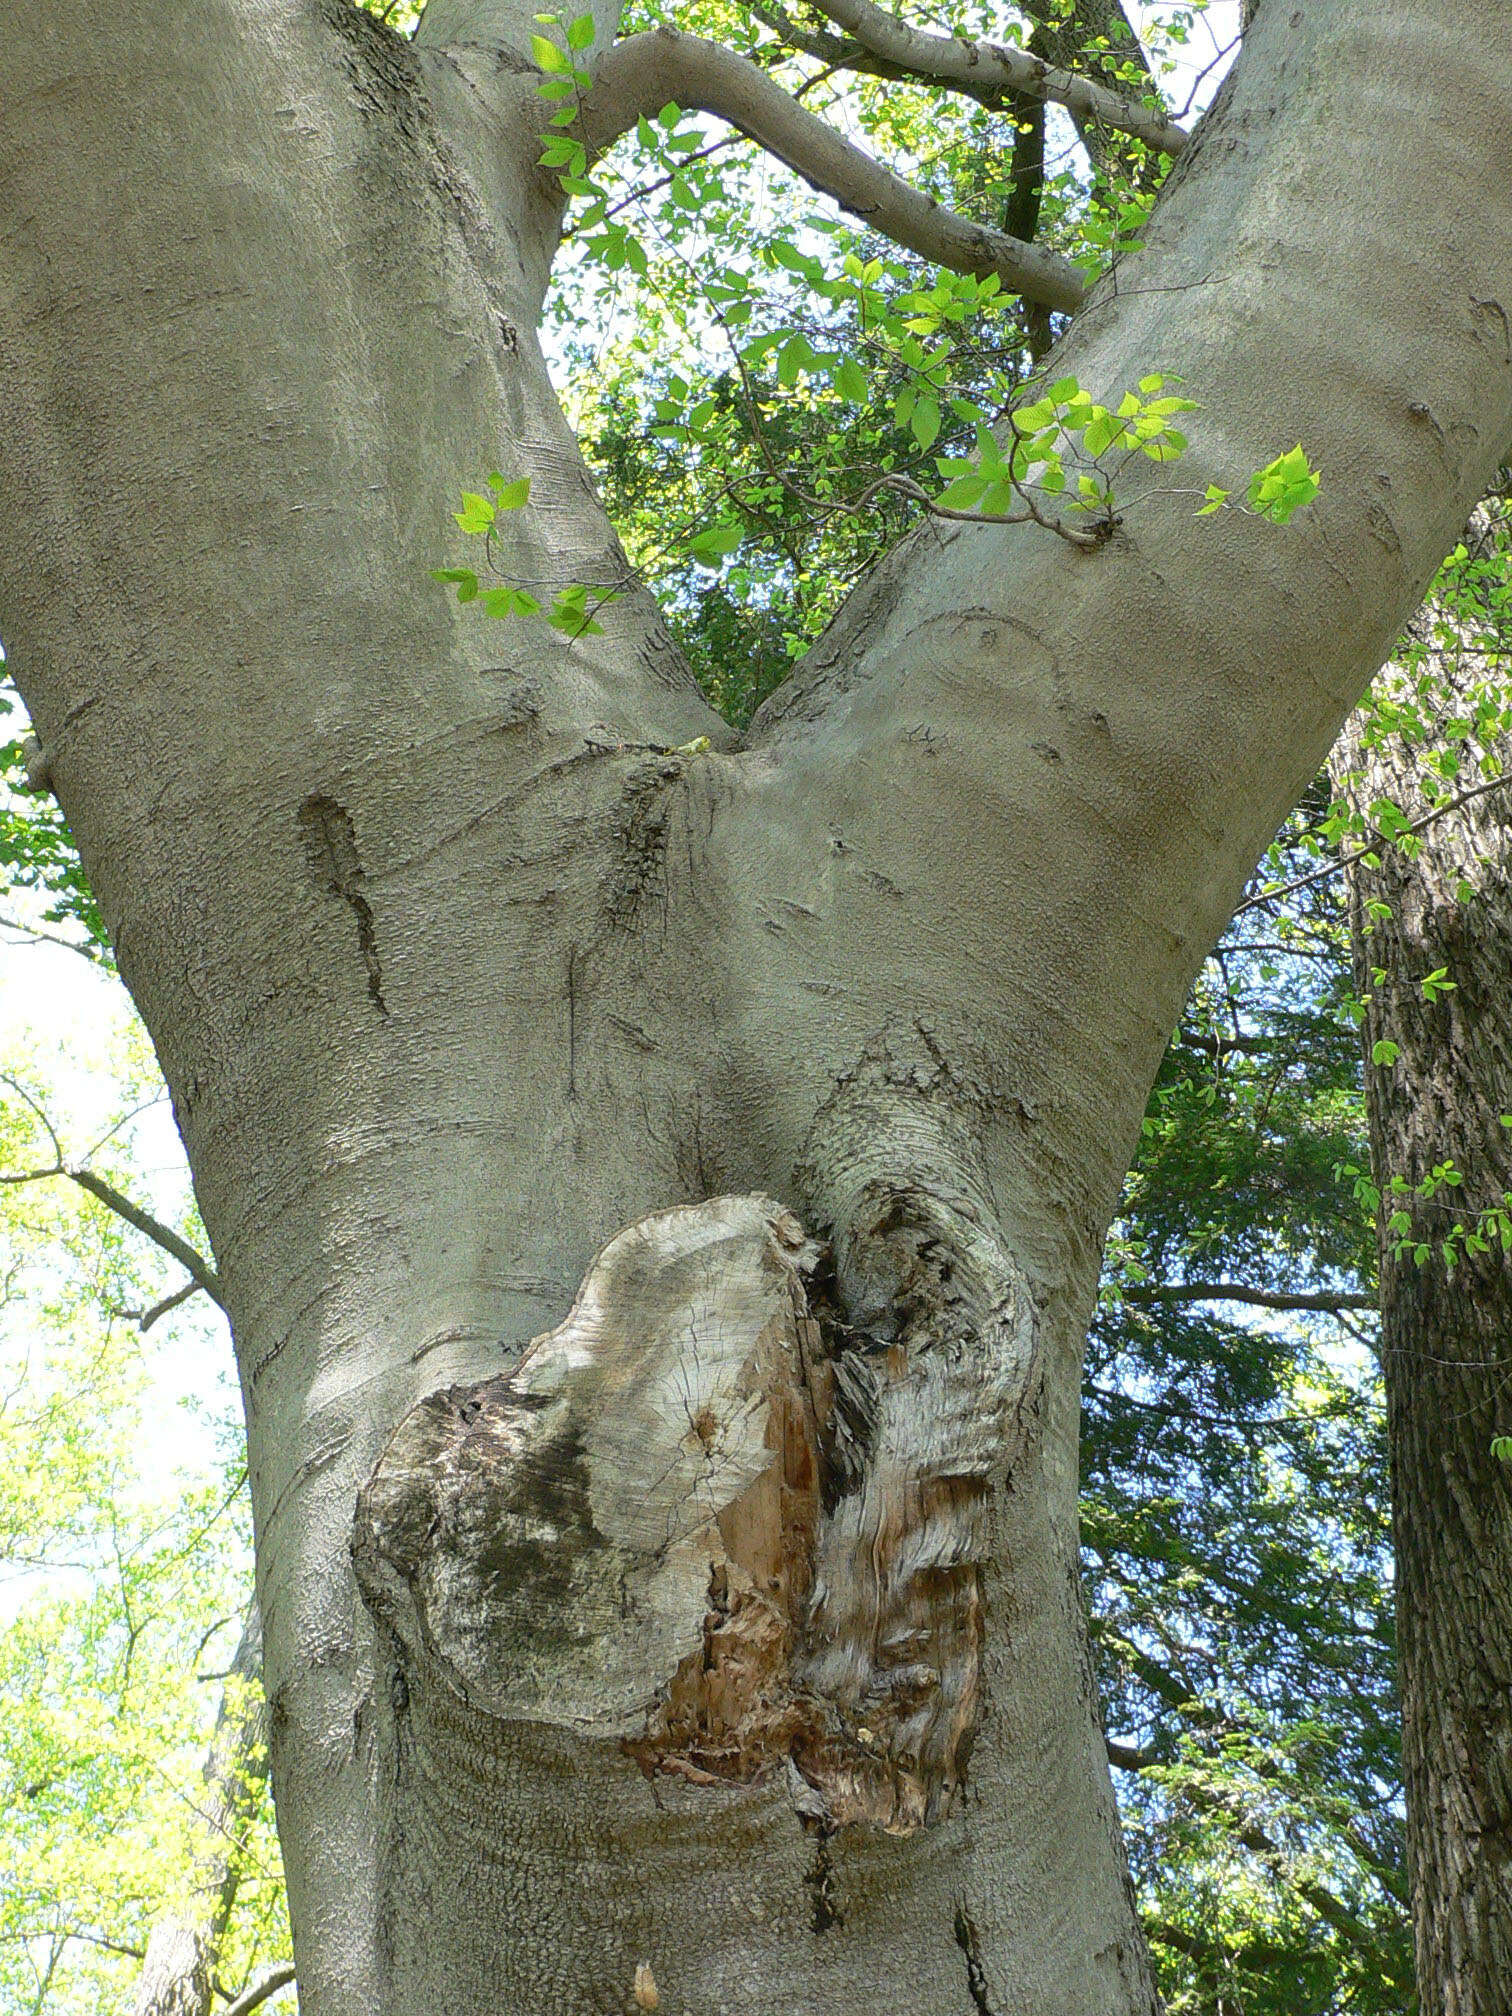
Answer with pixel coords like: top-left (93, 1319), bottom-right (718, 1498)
top-left (580, 28), bottom-right (1087, 312)
top-left (799, 0), bottom-right (1187, 157)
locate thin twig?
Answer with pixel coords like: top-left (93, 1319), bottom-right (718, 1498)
top-left (1232, 771), bottom-right (1512, 917)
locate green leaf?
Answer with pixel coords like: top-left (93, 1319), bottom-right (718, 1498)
top-left (481, 585), bottom-right (542, 619)
top-left (1248, 444), bottom-right (1322, 524)
top-left (531, 33), bottom-right (569, 72)
top-left (488, 475), bottom-right (531, 511)
top-left (686, 521), bottom-right (743, 566)
top-left (935, 471), bottom-right (991, 511)
top-left (430, 567), bottom-right (479, 603)
top-left (1081, 410), bottom-right (1120, 457)
top-left (1014, 397), bottom-right (1056, 432)
top-left (834, 356), bottom-right (869, 404)
top-left (911, 396), bottom-right (941, 451)
top-left (454, 492), bottom-right (496, 534)
top-left (566, 12), bottom-right (596, 49)
top-left (771, 240), bottom-right (820, 280)
top-left (776, 333), bottom-right (815, 387)
top-left (1370, 1038), bottom-right (1400, 1067)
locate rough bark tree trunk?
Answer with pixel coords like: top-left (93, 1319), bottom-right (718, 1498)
top-left (3, 1), bottom-right (1512, 2011)
top-left (1341, 543), bottom-right (1512, 2016)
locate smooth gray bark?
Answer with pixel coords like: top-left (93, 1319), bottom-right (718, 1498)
top-left (2, 1), bottom-right (1512, 2011)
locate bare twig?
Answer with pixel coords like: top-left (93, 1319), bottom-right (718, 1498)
top-left (221, 1966), bottom-right (297, 2016)
top-left (221, 1967), bottom-right (297, 2016)
top-left (1233, 771), bottom-right (1512, 917)
top-left (1123, 1280), bottom-right (1375, 1314)
top-left (0, 910), bottom-right (108, 964)
top-left (112, 1279), bottom-right (207, 1332)
top-left (801, 0), bottom-right (1188, 156)
top-left (63, 1170), bottom-right (224, 1308)
top-left (0, 1076), bottom-right (225, 1311)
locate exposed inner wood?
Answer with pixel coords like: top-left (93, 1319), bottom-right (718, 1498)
top-left (354, 1188), bottom-right (1034, 1834)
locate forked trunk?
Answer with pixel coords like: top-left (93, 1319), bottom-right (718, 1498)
top-left (4, 0), bottom-right (1512, 2009)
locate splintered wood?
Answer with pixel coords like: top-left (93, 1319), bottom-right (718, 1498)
top-left (354, 1191), bottom-right (1032, 1833)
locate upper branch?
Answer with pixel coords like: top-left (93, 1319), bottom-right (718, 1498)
top-left (795, 0), bottom-right (1187, 156)
top-left (579, 28), bottom-right (1086, 313)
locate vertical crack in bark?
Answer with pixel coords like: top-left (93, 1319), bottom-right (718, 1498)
top-left (299, 794), bottom-right (388, 1018)
top-left (803, 1824), bottom-right (842, 1933)
top-left (602, 759), bottom-right (676, 934)
top-left (953, 1904), bottom-right (998, 2016)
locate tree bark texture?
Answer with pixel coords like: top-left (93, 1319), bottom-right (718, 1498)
top-left (2, 1), bottom-right (1512, 2011)
top-left (1342, 617), bottom-right (1512, 2016)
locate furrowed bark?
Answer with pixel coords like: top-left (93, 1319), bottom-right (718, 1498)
top-left (2, 1), bottom-right (1511, 2012)
top-left (1341, 574), bottom-right (1512, 2015)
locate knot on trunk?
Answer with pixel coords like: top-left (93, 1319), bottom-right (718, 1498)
top-left (354, 1179), bottom-right (1036, 1834)
top-left (354, 1197), bottom-right (823, 1736)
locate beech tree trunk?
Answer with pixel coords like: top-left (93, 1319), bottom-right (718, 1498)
top-left (1342, 590), bottom-right (1512, 2016)
top-left (3, 2), bottom-right (1512, 2012)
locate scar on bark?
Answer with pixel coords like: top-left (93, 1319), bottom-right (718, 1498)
top-left (353, 1185), bottom-right (1034, 1835)
top-left (298, 794), bottom-right (388, 1017)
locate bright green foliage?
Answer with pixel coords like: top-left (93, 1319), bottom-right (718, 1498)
top-left (420, 5), bottom-right (1318, 648)
top-left (1247, 444), bottom-right (1324, 524)
top-left (1330, 497), bottom-right (1512, 1273)
top-left (435, 471), bottom-right (625, 635)
top-left (0, 682), bottom-right (108, 957)
top-left (0, 1050), bottom-right (286, 2016)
